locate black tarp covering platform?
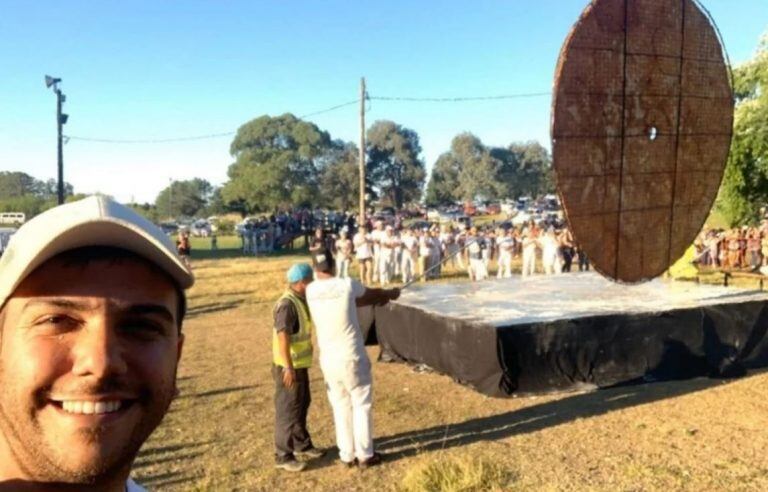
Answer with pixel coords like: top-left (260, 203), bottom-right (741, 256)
top-left (374, 273), bottom-right (768, 397)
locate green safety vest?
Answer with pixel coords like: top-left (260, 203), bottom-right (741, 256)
top-left (272, 290), bottom-right (313, 369)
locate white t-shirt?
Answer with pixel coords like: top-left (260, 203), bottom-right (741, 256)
top-left (370, 229), bottom-right (385, 253)
top-left (401, 235), bottom-right (418, 253)
top-left (306, 277), bottom-right (368, 371)
top-left (353, 232), bottom-right (372, 259)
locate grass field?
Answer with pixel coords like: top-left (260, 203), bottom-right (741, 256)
top-left (130, 243), bottom-right (768, 491)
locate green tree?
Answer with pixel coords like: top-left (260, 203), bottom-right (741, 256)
top-left (717, 34), bottom-right (768, 226)
top-left (0, 171), bottom-right (74, 218)
top-left (319, 142), bottom-right (361, 211)
top-left (155, 178), bottom-right (214, 218)
top-left (366, 120), bottom-right (426, 208)
top-left (494, 141), bottom-right (554, 199)
top-left (128, 202), bottom-right (159, 223)
top-left (425, 152), bottom-right (461, 206)
top-left (222, 113), bottom-right (333, 212)
top-left (452, 133), bottom-right (505, 202)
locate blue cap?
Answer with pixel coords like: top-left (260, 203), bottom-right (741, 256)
top-left (286, 263), bottom-right (313, 283)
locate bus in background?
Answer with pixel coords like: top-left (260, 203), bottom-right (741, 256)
top-left (0, 212), bottom-right (25, 226)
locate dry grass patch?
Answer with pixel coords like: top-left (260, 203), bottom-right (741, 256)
top-left (400, 453), bottom-right (517, 492)
top-left (130, 253), bottom-right (768, 491)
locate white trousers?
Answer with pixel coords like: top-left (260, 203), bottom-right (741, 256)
top-left (497, 252), bottom-right (512, 278)
top-left (542, 249), bottom-right (560, 275)
top-left (469, 258), bottom-right (488, 281)
top-left (379, 251), bottom-right (394, 285)
top-left (337, 257), bottom-right (350, 278)
top-left (401, 252), bottom-right (417, 283)
top-left (323, 362), bottom-right (373, 463)
top-left (522, 248), bottom-right (537, 277)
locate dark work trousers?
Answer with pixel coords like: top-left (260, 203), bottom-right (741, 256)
top-left (561, 247), bottom-right (573, 272)
top-left (578, 251), bottom-right (590, 271)
top-left (273, 365), bottom-right (313, 460)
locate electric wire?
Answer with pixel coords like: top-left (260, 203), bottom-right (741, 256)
top-left (63, 90), bottom-right (550, 144)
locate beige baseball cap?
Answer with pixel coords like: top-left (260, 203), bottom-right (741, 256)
top-left (0, 195), bottom-right (194, 309)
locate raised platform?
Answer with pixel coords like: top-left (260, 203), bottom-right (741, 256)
top-left (374, 273), bottom-right (768, 396)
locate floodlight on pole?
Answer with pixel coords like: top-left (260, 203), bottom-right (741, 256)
top-left (44, 75), bottom-right (67, 205)
top-left (44, 75), bottom-right (61, 89)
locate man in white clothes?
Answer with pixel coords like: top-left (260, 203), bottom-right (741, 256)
top-left (496, 228), bottom-right (514, 279)
top-left (378, 226), bottom-right (397, 286)
top-left (335, 229), bottom-right (353, 278)
top-left (522, 221), bottom-right (540, 277)
top-left (541, 227), bottom-right (561, 275)
top-left (369, 221), bottom-right (385, 283)
top-left (400, 229), bottom-right (418, 284)
top-left (353, 226), bottom-right (373, 285)
top-left (440, 227), bottom-right (459, 270)
top-left (465, 227), bottom-right (488, 281)
top-left (418, 229), bottom-right (431, 282)
top-left (305, 249), bottom-right (399, 468)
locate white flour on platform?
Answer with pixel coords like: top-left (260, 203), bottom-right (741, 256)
top-left (396, 272), bottom-right (768, 327)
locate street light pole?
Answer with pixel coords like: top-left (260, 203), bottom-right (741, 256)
top-left (56, 87), bottom-right (64, 204)
top-left (45, 75), bottom-right (67, 205)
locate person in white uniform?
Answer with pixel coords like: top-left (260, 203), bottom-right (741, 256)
top-left (353, 226), bottom-right (373, 285)
top-left (378, 226), bottom-right (397, 286)
top-left (465, 227), bottom-right (488, 281)
top-left (522, 221), bottom-right (540, 277)
top-left (335, 229), bottom-right (353, 278)
top-left (496, 228), bottom-right (514, 279)
top-left (400, 228), bottom-right (418, 284)
top-left (305, 249), bottom-right (400, 468)
top-left (369, 221), bottom-right (385, 283)
top-left (541, 227), bottom-right (562, 275)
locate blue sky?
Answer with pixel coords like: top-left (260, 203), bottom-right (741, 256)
top-left (1, 1), bottom-right (766, 203)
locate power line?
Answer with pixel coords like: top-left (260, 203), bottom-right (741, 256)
top-left (66, 131), bottom-right (235, 144)
top-left (300, 99), bottom-right (358, 118)
top-left (370, 92), bottom-right (550, 102)
top-left (62, 90), bottom-right (550, 144)
top-left (63, 99), bottom-right (360, 144)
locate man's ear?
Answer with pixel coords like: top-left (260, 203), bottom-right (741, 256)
top-left (176, 333), bottom-right (185, 365)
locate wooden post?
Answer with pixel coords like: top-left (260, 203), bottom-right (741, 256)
top-left (359, 77), bottom-right (366, 230)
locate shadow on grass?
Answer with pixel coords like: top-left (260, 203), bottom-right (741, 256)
top-left (186, 300), bottom-right (244, 319)
top-left (132, 441), bottom-right (213, 488)
top-left (178, 384), bottom-right (258, 400)
top-left (374, 375), bottom-right (730, 462)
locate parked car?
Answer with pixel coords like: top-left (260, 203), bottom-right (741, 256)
top-left (159, 222), bottom-right (179, 235)
top-left (0, 228), bottom-right (16, 256)
top-left (190, 219), bottom-right (212, 237)
top-left (0, 212), bottom-right (25, 226)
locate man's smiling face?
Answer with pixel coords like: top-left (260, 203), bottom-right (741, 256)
top-left (0, 251), bottom-right (184, 483)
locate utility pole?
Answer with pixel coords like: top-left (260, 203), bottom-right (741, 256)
top-left (359, 77), bottom-right (366, 229)
top-left (45, 75), bottom-right (67, 205)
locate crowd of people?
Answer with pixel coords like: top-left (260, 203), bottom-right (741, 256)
top-left (308, 219), bottom-right (591, 286)
top-left (694, 224), bottom-right (768, 271)
top-left (239, 209), bottom-right (358, 255)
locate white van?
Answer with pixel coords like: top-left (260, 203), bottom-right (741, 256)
top-left (0, 212), bottom-right (25, 226)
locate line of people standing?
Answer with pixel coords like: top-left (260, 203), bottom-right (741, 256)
top-left (311, 219), bottom-right (589, 285)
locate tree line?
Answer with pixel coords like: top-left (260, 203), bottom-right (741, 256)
top-left (0, 172), bottom-right (75, 217)
top-left (717, 34), bottom-right (768, 225)
top-left (142, 114), bottom-right (555, 219)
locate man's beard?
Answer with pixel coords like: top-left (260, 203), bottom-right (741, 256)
top-left (0, 372), bottom-right (174, 484)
